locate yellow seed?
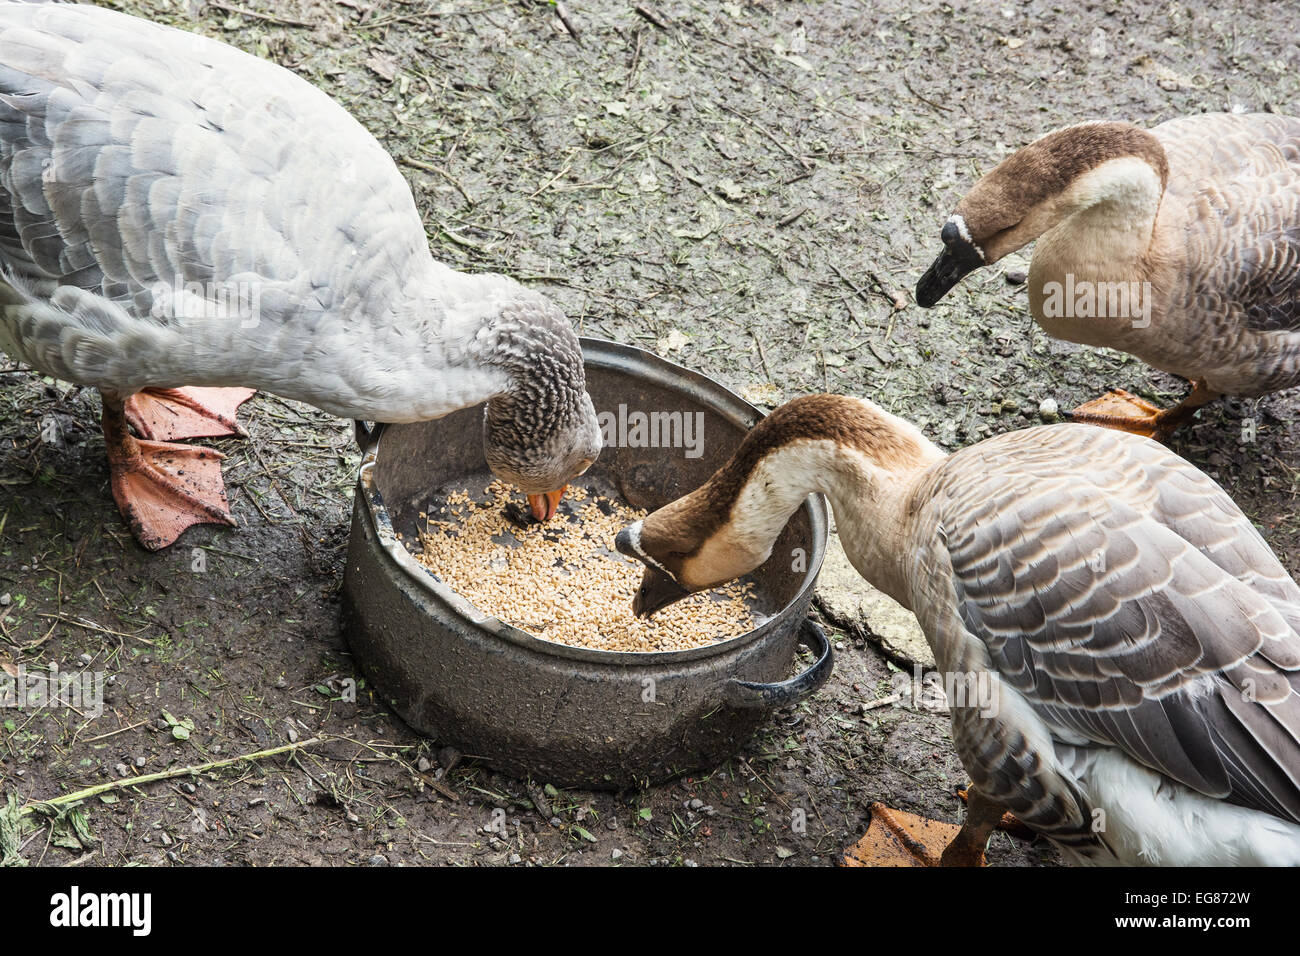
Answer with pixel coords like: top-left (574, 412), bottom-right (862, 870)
top-left (412, 483), bottom-right (755, 652)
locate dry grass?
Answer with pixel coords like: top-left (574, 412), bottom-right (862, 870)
top-left (413, 481), bottom-right (756, 652)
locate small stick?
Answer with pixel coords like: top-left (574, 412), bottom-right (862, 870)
top-left (400, 155), bottom-right (476, 208)
top-left (861, 691), bottom-right (903, 711)
top-left (19, 737), bottom-right (328, 816)
top-left (554, 2), bottom-right (582, 45)
top-left (901, 69), bottom-right (951, 114)
top-left (208, 2), bottom-right (312, 27)
top-left (80, 719), bottom-right (152, 745)
top-left (634, 4), bottom-right (670, 29)
top-left (777, 205), bottom-right (807, 228)
top-left (750, 330), bottom-right (773, 382)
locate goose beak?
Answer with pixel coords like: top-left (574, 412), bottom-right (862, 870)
top-left (630, 566), bottom-right (691, 618)
top-left (916, 219), bottom-right (986, 307)
top-left (526, 487), bottom-right (566, 522)
top-left (916, 244), bottom-right (984, 307)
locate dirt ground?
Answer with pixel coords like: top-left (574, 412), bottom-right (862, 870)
top-left (1, 0), bottom-right (1298, 867)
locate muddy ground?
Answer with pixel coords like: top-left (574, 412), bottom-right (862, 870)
top-left (1, 0), bottom-right (1297, 867)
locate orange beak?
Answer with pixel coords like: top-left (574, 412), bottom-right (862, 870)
top-left (526, 487), bottom-right (566, 522)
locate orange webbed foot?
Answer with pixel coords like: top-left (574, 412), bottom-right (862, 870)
top-left (124, 387), bottom-right (256, 441)
top-left (1068, 387), bottom-right (1206, 440)
top-left (108, 438), bottom-right (236, 550)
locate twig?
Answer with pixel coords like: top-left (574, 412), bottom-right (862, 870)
top-left (624, 26), bottom-right (644, 91)
top-left (634, 4), bottom-right (670, 29)
top-left (80, 719), bottom-right (152, 745)
top-left (737, 757), bottom-right (791, 810)
top-left (554, 2), bottom-right (582, 45)
top-left (37, 613), bottom-right (147, 643)
top-left (718, 103), bottom-right (812, 171)
top-left (400, 155), bottom-right (475, 207)
top-left (19, 737), bottom-right (329, 816)
top-left (829, 261), bottom-right (906, 311)
top-left (438, 223), bottom-right (493, 252)
top-left (861, 691), bottom-right (903, 711)
top-left (750, 330), bottom-right (773, 382)
top-left (900, 69), bottom-right (951, 114)
top-left (777, 205), bottom-right (807, 228)
top-left (208, 2), bottom-right (313, 27)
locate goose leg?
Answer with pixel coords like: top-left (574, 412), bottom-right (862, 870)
top-left (939, 787), bottom-right (1006, 866)
top-left (101, 390), bottom-right (237, 550)
top-left (1067, 380), bottom-right (1218, 440)
top-left (124, 387), bottom-right (256, 441)
top-left (957, 785), bottom-right (1034, 839)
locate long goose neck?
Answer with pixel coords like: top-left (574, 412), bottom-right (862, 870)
top-left (704, 399), bottom-right (945, 607)
top-left (1032, 154), bottom-right (1166, 282)
top-left (469, 291), bottom-right (586, 437)
top-left (374, 263), bottom-right (582, 424)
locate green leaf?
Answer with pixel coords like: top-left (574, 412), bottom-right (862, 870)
top-left (638, 807), bottom-right (652, 821)
top-left (572, 826), bottom-right (597, 844)
top-left (171, 725), bottom-right (191, 741)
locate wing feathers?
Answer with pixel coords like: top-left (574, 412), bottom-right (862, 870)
top-left (929, 425), bottom-right (1300, 825)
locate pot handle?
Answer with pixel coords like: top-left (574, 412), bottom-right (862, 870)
top-left (354, 420), bottom-right (387, 455)
top-left (725, 618), bottom-right (834, 710)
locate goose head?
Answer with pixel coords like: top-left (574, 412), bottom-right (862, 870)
top-left (915, 121), bottom-right (1169, 307)
top-left (615, 394), bottom-right (940, 616)
top-left (474, 292), bottom-right (603, 520)
top-left (484, 388), bottom-right (601, 520)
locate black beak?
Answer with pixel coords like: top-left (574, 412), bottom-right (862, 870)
top-left (631, 566), bottom-right (691, 618)
top-left (615, 527), bottom-right (691, 617)
top-left (915, 223), bottom-right (985, 308)
top-left (614, 527), bottom-right (637, 559)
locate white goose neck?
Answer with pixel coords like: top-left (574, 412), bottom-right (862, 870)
top-left (1036, 156), bottom-right (1164, 273)
top-left (728, 422), bottom-right (944, 608)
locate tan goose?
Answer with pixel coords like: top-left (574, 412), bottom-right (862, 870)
top-left (616, 394), bottom-right (1300, 865)
top-left (916, 113), bottom-right (1300, 438)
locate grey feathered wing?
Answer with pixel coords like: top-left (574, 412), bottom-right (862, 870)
top-left (1156, 113), bottom-right (1300, 356)
top-left (922, 425), bottom-right (1300, 827)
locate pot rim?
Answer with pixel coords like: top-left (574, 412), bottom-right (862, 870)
top-left (353, 337), bottom-right (829, 666)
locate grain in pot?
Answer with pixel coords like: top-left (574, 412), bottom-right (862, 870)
top-left (413, 481), bottom-right (757, 652)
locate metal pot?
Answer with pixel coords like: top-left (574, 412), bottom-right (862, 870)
top-left (340, 338), bottom-right (831, 789)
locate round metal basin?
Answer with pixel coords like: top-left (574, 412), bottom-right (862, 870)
top-left (340, 338), bottom-right (831, 789)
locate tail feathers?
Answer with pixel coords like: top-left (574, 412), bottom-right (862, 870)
top-left (0, 277), bottom-right (141, 382)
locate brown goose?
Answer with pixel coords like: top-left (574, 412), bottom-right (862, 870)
top-left (616, 394), bottom-right (1300, 865)
top-left (916, 113), bottom-right (1300, 437)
